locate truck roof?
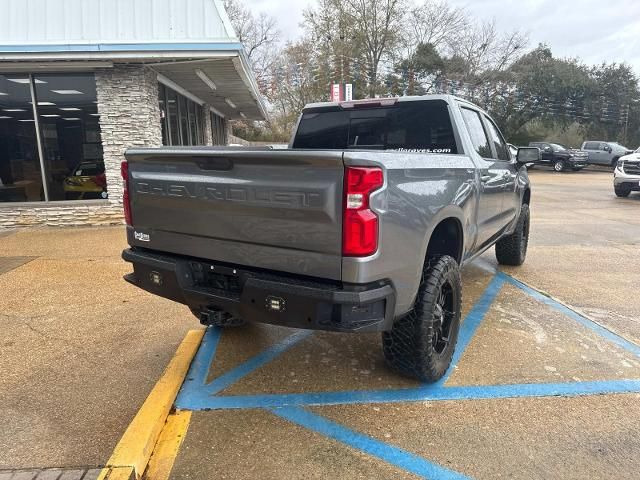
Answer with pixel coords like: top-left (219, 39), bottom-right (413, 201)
top-left (303, 94), bottom-right (474, 112)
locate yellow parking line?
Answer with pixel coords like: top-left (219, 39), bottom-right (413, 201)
top-left (97, 329), bottom-right (205, 480)
top-left (96, 466), bottom-right (136, 480)
top-left (144, 410), bottom-right (193, 480)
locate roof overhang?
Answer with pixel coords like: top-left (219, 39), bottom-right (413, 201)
top-left (0, 42), bottom-right (267, 120)
top-left (151, 56), bottom-right (266, 121)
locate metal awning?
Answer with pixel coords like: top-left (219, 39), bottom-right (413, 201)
top-left (0, 44), bottom-right (267, 121)
top-left (150, 56), bottom-right (266, 120)
top-left (0, 0), bottom-right (267, 120)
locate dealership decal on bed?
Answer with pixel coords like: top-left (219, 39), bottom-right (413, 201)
top-left (134, 231), bottom-right (150, 242)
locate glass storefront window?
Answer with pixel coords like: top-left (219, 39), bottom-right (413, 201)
top-left (197, 107), bottom-right (205, 144)
top-left (0, 74), bottom-right (44, 202)
top-left (159, 84), bottom-right (168, 145)
top-left (34, 74), bottom-right (104, 201)
top-left (178, 96), bottom-right (189, 146)
top-left (167, 88), bottom-right (180, 146)
top-left (188, 100), bottom-right (198, 145)
top-left (211, 111), bottom-right (227, 145)
top-left (158, 83), bottom-right (207, 147)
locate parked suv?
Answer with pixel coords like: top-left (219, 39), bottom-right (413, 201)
top-left (528, 142), bottom-right (589, 172)
top-left (614, 147), bottom-right (640, 197)
top-left (581, 141), bottom-right (633, 167)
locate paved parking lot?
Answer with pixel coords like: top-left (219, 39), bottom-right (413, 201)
top-left (0, 228), bottom-right (199, 470)
top-left (1, 168), bottom-right (640, 479)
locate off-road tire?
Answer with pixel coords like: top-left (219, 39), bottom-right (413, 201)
top-left (614, 185), bottom-right (631, 198)
top-left (382, 255), bottom-right (462, 382)
top-left (496, 203), bottom-right (530, 266)
top-left (190, 307), bottom-right (246, 327)
top-left (553, 159), bottom-right (565, 172)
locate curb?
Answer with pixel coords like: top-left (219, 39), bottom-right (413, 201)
top-left (97, 329), bottom-right (205, 480)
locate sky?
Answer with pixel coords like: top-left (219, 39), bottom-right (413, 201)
top-left (241, 0), bottom-right (640, 73)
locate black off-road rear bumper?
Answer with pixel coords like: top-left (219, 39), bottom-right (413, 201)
top-left (122, 248), bottom-right (396, 332)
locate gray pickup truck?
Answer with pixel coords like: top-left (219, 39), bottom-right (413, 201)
top-left (122, 95), bottom-right (535, 382)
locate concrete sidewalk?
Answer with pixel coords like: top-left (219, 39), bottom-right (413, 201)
top-left (0, 226), bottom-right (201, 469)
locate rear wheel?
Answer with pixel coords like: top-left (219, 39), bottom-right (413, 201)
top-left (496, 204), bottom-right (530, 266)
top-left (189, 307), bottom-right (246, 327)
top-left (553, 159), bottom-right (565, 172)
top-left (614, 185), bottom-right (631, 198)
top-left (382, 255), bottom-right (462, 382)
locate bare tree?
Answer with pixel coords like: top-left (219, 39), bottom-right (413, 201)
top-left (409, 0), bottom-right (469, 51)
top-left (446, 19), bottom-right (527, 81)
top-left (390, 0), bottom-right (468, 97)
top-left (273, 42), bottom-right (319, 110)
top-left (223, 0), bottom-right (280, 92)
top-left (342, 0), bottom-right (407, 97)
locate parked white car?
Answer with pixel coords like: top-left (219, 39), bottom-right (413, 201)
top-left (613, 147), bottom-right (640, 197)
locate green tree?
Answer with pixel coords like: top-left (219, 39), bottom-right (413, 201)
top-left (386, 43), bottom-right (446, 96)
top-left (586, 63), bottom-right (639, 145)
top-left (488, 45), bottom-right (595, 139)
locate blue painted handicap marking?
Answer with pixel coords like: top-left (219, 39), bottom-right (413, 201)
top-left (270, 406), bottom-right (472, 480)
top-left (178, 379), bottom-right (640, 410)
top-left (499, 272), bottom-right (640, 358)
top-left (204, 330), bottom-right (313, 395)
top-left (174, 270), bottom-right (640, 480)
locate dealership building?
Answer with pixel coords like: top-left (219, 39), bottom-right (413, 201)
top-left (0, 0), bottom-right (266, 228)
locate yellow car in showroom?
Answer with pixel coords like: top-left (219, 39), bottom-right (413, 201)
top-left (63, 161), bottom-right (108, 200)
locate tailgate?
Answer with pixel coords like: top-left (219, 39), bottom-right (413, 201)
top-left (124, 148), bottom-right (345, 280)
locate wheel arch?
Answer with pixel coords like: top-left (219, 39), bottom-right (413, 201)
top-left (423, 216), bottom-right (464, 266)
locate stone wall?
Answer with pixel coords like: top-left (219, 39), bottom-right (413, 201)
top-left (0, 64), bottom-right (162, 229)
top-left (0, 202), bottom-right (124, 228)
top-left (96, 64), bottom-right (163, 205)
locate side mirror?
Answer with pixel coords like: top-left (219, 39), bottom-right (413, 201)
top-left (516, 147), bottom-right (540, 166)
top-left (544, 146), bottom-right (551, 152)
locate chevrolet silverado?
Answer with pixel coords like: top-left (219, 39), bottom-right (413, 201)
top-left (122, 95), bottom-right (535, 382)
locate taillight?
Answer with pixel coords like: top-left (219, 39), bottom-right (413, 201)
top-left (343, 166), bottom-right (384, 256)
top-left (121, 161), bottom-right (132, 226)
top-left (94, 173), bottom-right (107, 189)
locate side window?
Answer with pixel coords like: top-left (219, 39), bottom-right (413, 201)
top-left (483, 116), bottom-right (510, 161)
top-left (460, 107), bottom-right (491, 158)
top-left (584, 142), bottom-right (597, 150)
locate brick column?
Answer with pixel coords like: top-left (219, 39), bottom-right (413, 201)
top-left (95, 65), bottom-right (162, 207)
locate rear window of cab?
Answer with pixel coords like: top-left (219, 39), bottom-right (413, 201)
top-left (293, 100), bottom-right (458, 154)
